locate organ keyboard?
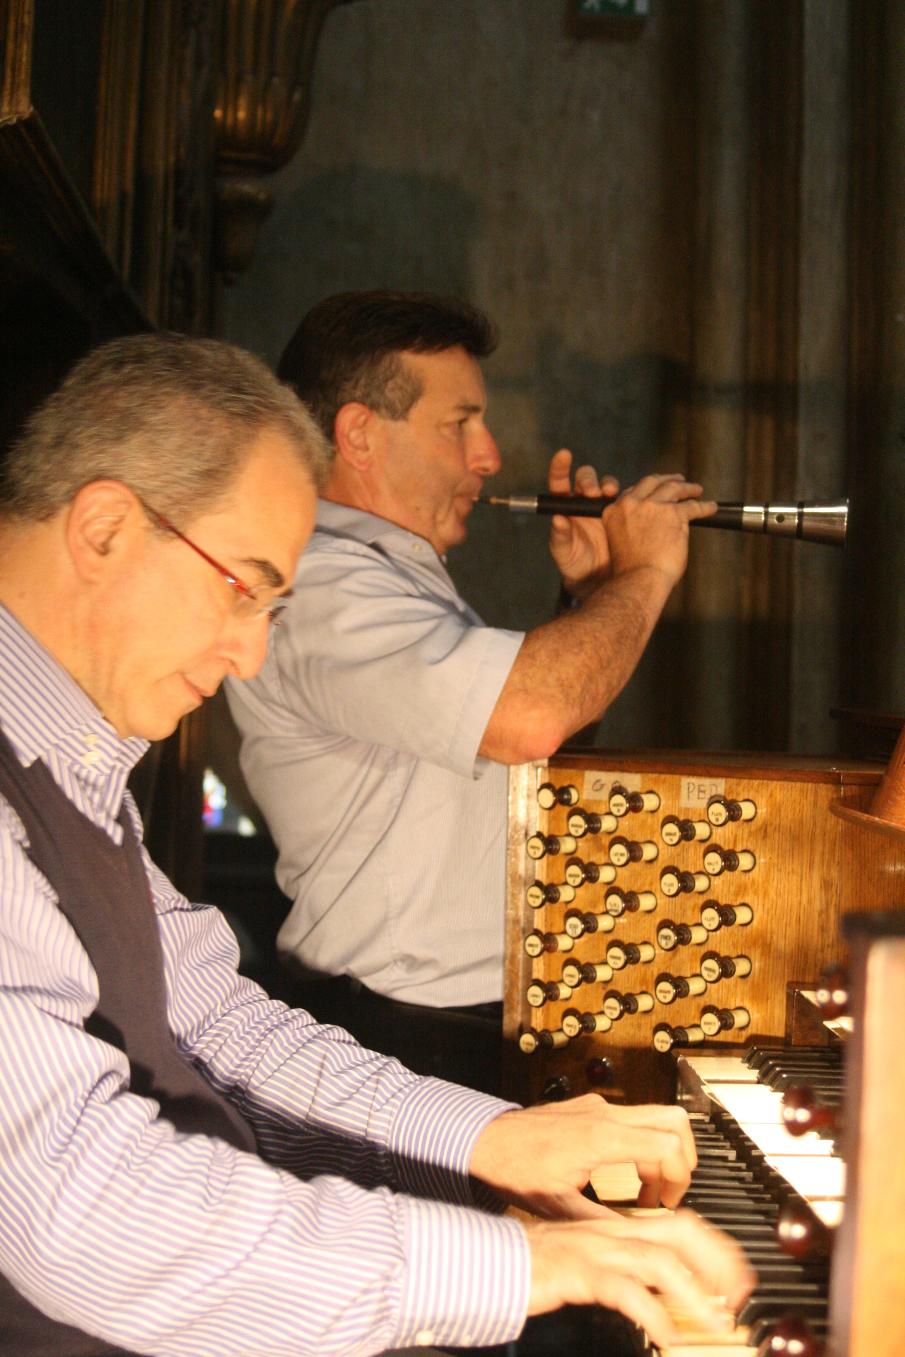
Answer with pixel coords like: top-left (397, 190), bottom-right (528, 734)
top-left (678, 1048), bottom-right (845, 1231)
top-left (503, 752), bottom-right (905, 1353)
top-left (586, 1042), bottom-right (841, 1356)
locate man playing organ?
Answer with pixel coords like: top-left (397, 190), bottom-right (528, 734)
top-left (0, 331), bottom-right (752, 1355)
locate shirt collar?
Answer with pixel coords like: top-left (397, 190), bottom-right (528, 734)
top-left (0, 603), bottom-right (148, 774)
top-left (314, 499), bottom-right (443, 561)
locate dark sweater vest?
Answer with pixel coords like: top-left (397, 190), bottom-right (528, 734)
top-left (0, 723), bottom-right (257, 1355)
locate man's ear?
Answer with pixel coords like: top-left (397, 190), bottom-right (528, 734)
top-left (65, 480), bottom-right (141, 582)
top-left (333, 401), bottom-right (380, 472)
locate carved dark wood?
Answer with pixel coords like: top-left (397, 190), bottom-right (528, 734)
top-left (0, 0), bottom-right (223, 893)
top-left (213, 0), bottom-right (360, 280)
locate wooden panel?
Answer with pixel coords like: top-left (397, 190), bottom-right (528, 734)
top-left (503, 749), bottom-right (905, 1105)
top-left (830, 914), bottom-right (905, 1357)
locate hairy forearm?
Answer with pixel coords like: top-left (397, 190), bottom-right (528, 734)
top-left (480, 564), bottom-right (675, 764)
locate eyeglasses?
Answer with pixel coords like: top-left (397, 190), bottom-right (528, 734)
top-left (140, 500), bottom-right (287, 625)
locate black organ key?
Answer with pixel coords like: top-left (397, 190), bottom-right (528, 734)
top-left (684, 1110), bottom-right (830, 1347)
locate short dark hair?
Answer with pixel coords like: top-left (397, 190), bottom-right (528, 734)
top-left (1, 331), bottom-right (330, 523)
top-left (278, 290), bottom-right (498, 440)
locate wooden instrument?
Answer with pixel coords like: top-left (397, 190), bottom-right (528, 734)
top-left (503, 750), bottom-right (905, 1354)
top-left (503, 750), bottom-right (905, 1107)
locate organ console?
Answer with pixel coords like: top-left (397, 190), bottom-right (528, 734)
top-left (503, 749), bottom-right (905, 1354)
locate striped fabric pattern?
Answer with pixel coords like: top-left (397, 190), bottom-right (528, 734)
top-left (0, 605), bottom-right (529, 1355)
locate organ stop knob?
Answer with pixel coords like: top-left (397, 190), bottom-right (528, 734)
top-left (568, 808), bottom-right (617, 837)
top-left (781, 1084), bottom-right (837, 1138)
top-left (776, 1197), bottom-right (832, 1261)
top-left (814, 964), bottom-right (849, 1019)
top-left (700, 900), bottom-right (754, 931)
top-left (526, 832), bottom-right (578, 860)
top-left (563, 857), bottom-right (617, 887)
top-left (657, 919), bottom-right (709, 950)
top-left (608, 786), bottom-right (660, 816)
top-left (536, 782), bottom-right (579, 809)
top-left (755, 1317), bottom-right (822, 1357)
top-left (660, 813), bottom-right (712, 845)
top-left (706, 794), bottom-right (757, 826)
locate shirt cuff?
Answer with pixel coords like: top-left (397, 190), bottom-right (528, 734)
top-left (387, 1078), bottom-right (520, 1206)
top-left (394, 1197), bottom-right (530, 1350)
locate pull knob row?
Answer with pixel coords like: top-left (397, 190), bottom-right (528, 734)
top-left (536, 781), bottom-right (757, 828)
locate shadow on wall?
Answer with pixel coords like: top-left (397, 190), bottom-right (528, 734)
top-left (248, 168), bottom-right (483, 361)
top-left (532, 331), bottom-right (690, 484)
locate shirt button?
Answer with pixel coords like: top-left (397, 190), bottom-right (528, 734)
top-left (82, 750), bottom-right (101, 766)
top-left (411, 542), bottom-right (422, 553)
top-left (414, 1330), bottom-right (435, 1347)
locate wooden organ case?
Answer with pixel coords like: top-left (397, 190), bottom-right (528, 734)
top-left (503, 750), bottom-right (905, 1105)
top-left (504, 749), bottom-right (905, 1353)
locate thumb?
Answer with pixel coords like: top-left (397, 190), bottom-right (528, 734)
top-left (534, 1189), bottom-right (621, 1222)
top-left (549, 513), bottom-right (573, 538)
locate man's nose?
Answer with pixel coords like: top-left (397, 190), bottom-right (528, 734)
top-left (470, 426), bottom-right (502, 477)
top-left (222, 615), bottom-right (271, 681)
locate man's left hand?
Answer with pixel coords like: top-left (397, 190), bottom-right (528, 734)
top-left (469, 1093), bottom-right (697, 1219)
top-left (547, 449), bottom-right (619, 598)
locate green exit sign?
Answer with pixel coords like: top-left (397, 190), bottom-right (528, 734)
top-left (576, 0), bottom-right (650, 15)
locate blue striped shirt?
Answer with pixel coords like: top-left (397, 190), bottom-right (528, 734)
top-left (0, 604), bottom-right (529, 1355)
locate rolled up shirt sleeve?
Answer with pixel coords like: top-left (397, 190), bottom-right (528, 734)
top-left (267, 534), bottom-right (523, 778)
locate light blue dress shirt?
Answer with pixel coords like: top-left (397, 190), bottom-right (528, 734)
top-left (227, 501), bottom-right (524, 1007)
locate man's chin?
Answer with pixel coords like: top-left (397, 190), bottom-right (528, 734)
top-left (450, 500), bottom-right (475, 541)
top-left (120, 702), bottom-right (192, 743)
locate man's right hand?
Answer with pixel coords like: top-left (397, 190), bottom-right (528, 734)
top-left (602, 473), bottom-right (716, 587)
top-left (523, 1207), bottom-right (755, 1349)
